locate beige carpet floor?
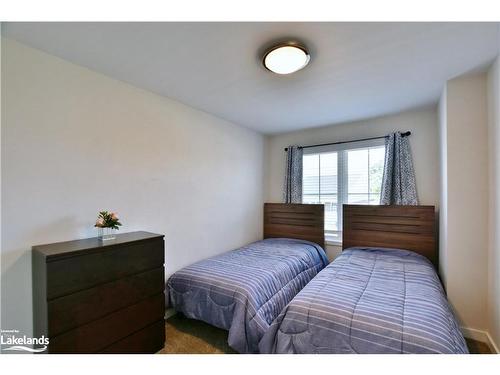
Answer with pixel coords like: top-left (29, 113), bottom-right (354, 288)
top-left (160, 314), bottom-right (236, 354)
top-left (160, 314), bottom-right (492, 354)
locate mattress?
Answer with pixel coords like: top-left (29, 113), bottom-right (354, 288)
top-left (167, 237), bottom-right (328, 353)
top-left (259, 247), bottom-right (468, 354)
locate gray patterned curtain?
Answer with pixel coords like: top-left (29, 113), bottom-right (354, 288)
top-left (283, 145), bottom-right (303, 203)
top-left (380, 132), bottom-right (418, 205)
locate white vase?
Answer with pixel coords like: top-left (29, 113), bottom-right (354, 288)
top-left (97, 227), bottom-right (116, 241)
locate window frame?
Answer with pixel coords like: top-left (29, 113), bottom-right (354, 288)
top-left (302, 138), bottom-right (386, 241)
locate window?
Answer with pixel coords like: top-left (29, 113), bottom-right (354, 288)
top-left (302, 139), bottom-right (386, 242)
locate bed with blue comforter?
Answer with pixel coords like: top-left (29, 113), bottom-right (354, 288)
top-left (259, 247), bottom-right (468, 354)
top-left (167, 238), bottom-right (328, 353)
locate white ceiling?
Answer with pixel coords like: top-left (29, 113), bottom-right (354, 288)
top-left (3, 22), bottom-right (499, 134)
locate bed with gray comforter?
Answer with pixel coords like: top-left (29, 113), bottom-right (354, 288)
top-left (167, 238), bottom-right (328, 353)
top-left (259, 247), bottom-right (468, 354)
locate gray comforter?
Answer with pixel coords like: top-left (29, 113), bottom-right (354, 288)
top-left (167, 238), bottom-right (328, 353)
top-left (259, 247), bottom-right (468, 354)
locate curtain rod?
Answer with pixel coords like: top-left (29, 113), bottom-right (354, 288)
top-left (284, 131), bottom-right (411, 152)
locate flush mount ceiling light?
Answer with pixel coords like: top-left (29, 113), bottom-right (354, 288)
top-left (263, 43), bottom-right (310, 75)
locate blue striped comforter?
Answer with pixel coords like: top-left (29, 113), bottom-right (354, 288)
top-left (259, 247), bottom-right (468, 354)
top-left (167, 238), bottom-right (328, 353)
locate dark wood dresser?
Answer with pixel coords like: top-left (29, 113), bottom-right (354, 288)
top-left (32, 231), bottom-right (165, 354)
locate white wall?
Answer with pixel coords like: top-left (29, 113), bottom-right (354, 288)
top-left (439, 72), bottom-right (489, 333)
top-left (438, 87), bottom-right (448, 285)
top-left (487, 55), bottom-right (500, 351)
top-left (1, 38), bottom-right (265, 337)
top-left (265, 107), bottom-right (440, 260)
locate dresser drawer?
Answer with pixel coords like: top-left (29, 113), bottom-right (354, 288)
top-left (99, 320), bottom-right (165, 354)
top-left (46, 238), bottom-right (164, 299)
top-left (48, 293), bottom-right (165, 353)
top-left (48, 267), bottom-right (164, 336)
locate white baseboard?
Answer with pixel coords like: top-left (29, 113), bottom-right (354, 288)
top-left (461, 326), bottom-right (499, 353)
top-left (486, 332), bottom-right (500, 354)
top-left (165, 308), bottom-right (177, 320)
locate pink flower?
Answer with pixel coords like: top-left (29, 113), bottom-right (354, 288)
top-left (111, 213), bottom-right (118, 220)
top-left (95, 218), bottom-right (104, 227)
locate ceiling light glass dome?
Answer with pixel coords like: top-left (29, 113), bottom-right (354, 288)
top-left (263, 44), bottom-right (310, 75)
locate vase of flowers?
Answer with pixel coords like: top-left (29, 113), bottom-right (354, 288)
top-left (95, 211), bottom-right (122, 241)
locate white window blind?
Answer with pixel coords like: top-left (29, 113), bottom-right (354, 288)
top-left (302, 139), bottom-right (386, 240)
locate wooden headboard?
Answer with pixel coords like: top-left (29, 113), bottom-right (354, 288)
top-left (264, 203), bottom-right (325, 249)
top-left (342, 205), bottom-right (437, 267)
